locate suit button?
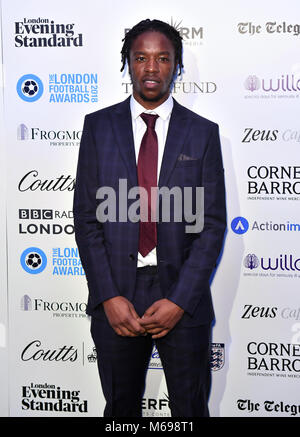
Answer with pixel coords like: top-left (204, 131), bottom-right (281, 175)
top-left (129, 254), bottom-right (135, 261)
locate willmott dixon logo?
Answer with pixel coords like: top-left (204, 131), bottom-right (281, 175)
top-left (244, 74), bottom-right (300, 93)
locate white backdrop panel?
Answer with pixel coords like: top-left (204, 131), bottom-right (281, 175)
top-left (2, 0), bottom-right (300, 417)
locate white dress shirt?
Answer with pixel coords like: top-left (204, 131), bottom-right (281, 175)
top-left (130, 94), bottom-right (173, 267)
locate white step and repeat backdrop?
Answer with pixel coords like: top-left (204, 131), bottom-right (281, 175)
top-left (1, 0), bottom-right (299, 417)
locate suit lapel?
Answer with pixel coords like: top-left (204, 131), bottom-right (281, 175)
top-left (158, 99), bottom-right (191, 188)
top-left (111, 97), bottom-right (138, 187)
top-left (110, 97), bottom-right (191, 189)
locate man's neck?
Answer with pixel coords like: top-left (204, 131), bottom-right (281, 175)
top-left (132, 92), bottom-right (170, 110)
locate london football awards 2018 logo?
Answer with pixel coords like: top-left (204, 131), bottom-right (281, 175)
top-left (20, 247), bottom-right (47, 274)
top-left (16, 74), bottom-right (44, 102)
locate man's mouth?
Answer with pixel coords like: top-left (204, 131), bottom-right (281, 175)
top-left (143, 78), bottom-right (160, 89)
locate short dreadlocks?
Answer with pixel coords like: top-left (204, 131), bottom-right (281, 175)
top-left (121, 19), bottom-right (184, 76)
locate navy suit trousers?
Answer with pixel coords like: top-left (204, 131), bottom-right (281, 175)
top-left (91, 266), bottom-right (212, 417)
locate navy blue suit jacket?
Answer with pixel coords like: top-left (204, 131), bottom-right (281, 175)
top-left (73, 96), bottom-right (226, 327)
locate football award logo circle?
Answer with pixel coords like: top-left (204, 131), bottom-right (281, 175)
top-left (20, 247), bottom-right (47, 274)
top-left (16, 74), bottom-right (44, 102)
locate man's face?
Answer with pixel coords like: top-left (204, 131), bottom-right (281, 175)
top-left (129, 30), bottom-right (177, 109)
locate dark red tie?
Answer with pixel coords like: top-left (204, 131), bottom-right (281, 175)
top-left (137, 113), bottom-right (159, 257)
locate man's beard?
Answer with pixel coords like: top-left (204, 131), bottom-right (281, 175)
top-left (129, 71), bottom-right (175, 103)
top-left (137, 89), bottom-right (169, 102)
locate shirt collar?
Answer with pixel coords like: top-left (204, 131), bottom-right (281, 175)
top-left (130, 94), bottom-right (173, 121)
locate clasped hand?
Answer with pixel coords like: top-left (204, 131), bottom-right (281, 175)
top-left (102, 296), bottom-right (184, 339)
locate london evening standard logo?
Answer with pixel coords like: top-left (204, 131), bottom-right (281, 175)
top-left (22, 383), bottom-right (88, 414)
top-left (244, 73), bottom-right (300, 99)
top-left (15, 17), bottom-right (83, 47)
top-left (17, 73), bottom-right (99, 103)
top-left (17, 123), bottom-right (82, 146)
top-left (231, 216), bottom-right (300, 234)
top-left (243, 252), bottom-right (300, 279)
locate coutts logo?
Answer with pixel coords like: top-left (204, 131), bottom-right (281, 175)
top-left (18, 170), bottom-right (75, 192)
top-left (21, 340), bottom-right (77, 362)
top-left (15, 18), bottom-right (83, 47)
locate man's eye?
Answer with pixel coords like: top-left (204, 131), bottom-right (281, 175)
top-left (159, 57), bottom-right (169, 62)
top-left (136, 56), bottom-right (145, 61)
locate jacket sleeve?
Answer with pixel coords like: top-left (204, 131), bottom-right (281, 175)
top-left (73, 115), bottom-right (119, 309)
top-left (166, 123), bottom-right (227, 316)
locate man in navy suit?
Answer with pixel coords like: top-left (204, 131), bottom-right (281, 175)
top-left (73, 19), bottom-right (226, 417)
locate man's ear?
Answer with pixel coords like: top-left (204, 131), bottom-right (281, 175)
top-left (173, 62), bottom-right (180, 81)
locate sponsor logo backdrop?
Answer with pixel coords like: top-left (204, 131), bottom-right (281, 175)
top-left (0, 0), bottom-right (299, 416)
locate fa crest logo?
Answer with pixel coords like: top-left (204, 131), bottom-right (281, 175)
top-left (211, 343), bottom-right (225, 371)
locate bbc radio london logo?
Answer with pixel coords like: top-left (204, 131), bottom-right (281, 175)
top-left (20, 247), bottom-right (47, 274)
top-left (17, 74), bottom-right (44, 102)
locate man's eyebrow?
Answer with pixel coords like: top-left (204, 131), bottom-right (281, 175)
top-left (132, 50), bottom-right (171, 55)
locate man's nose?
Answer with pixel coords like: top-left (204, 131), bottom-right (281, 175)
top-left (144, 57), bottom-right (159, 72)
